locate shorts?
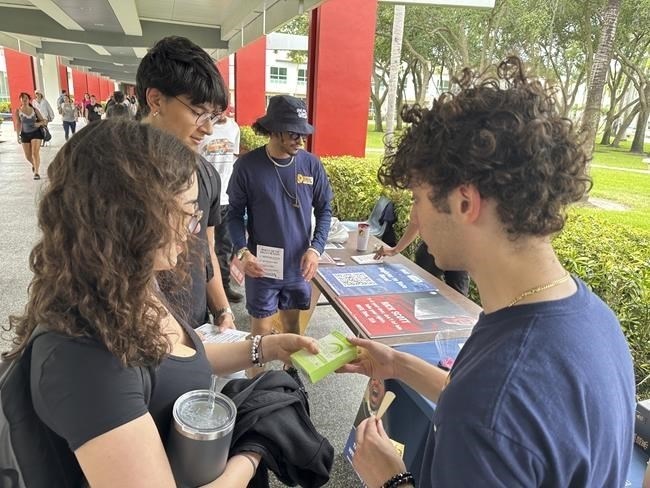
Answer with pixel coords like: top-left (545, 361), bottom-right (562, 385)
top-left (245, 276), bottom-right (311, 318)
top-left (20, 130), bottom-right (43, 143)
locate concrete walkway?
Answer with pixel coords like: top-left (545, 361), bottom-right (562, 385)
top-left (0, 122), bottom-right (365, 487)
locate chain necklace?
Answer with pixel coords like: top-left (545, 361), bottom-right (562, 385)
top-left (265, 145), bottom-right (300, 208)
top-left (507, 271), bottom-right (571, 307)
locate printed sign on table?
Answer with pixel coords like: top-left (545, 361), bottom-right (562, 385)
top-left (317, 263), bottom-right (436, 297)
top-left (340, 291), bottom-right (476, 339)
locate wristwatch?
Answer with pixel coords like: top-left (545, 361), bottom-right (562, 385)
top-left (236, 247), bottom-right (250, 260)
top-left (215, 306), bottom-right (233, 318)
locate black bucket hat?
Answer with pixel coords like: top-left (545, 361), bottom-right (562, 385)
top-left (255, 95), bottom-right (314, 135)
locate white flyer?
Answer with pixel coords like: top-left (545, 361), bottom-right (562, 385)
top-left (257, 245), bottom-right (284, 280)
top-left (195, 323), bottom-right (249, 344)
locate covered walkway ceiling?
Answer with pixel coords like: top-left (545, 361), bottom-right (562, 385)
top-left (0, 0), bottom-right (494, 84)
top-left (0, 0), bottom-right (326, 83)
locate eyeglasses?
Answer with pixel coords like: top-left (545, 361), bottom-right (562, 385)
top-left (187, 209), bottom-right (203, 234)
top-left (287, 131), bottom-right (307, 141)
top-left (174, 97), bottom-right (222, 127)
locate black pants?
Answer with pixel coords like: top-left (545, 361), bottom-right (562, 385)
top-left (415, 242), bottom-right (470, 296)
top-left (215, 205), bottom-right (234, 286)
top-left (63, 121), bottom-right (76, 140)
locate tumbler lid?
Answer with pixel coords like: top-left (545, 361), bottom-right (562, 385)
top-left (172, 390), bottom-right (236, 440)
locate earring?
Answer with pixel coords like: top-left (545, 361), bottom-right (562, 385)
top-left (153, 111), bottom-right (159, 117)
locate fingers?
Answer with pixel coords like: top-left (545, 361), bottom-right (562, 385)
top-left (345, 336), bottom-right (377, 349)
top-left (296, 334), bottom-right (320, 354)
top-left (336, 363), bottom-right (368, 375)
top-left (376, 417), bottom-right (390, 440)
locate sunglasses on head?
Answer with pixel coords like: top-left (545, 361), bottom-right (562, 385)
top-left (187, 209), bottom-right (203, 234)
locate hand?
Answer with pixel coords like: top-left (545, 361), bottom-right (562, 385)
top-left (353, 417), bottom-right (406, 488)
top-left (263, 333), bottom-right (319, 365)
top-left (241, 253), bottom-right (265, 278)
top-left (216, 312), bottom-right (236, 331)
top-left (374, 245), bottom-right (399, 259)
top-left (337, 336), bottom-right (397, 380)
top-left (300, 250), bottom-right (319, 281)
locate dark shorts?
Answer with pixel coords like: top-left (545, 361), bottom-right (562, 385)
top-left (245, 276), bottom-right (311, 318)
top-left (20, 130), bottom-right (43, 143)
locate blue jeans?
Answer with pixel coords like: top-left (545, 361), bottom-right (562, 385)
top-left (62, 121), bottom-right (76, 140)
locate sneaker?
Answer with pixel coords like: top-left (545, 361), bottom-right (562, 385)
top-left (224, 285), bottom-right (243, 302)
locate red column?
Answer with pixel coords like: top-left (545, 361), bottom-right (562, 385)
top-left (234, 36), bottom-right (266, 126)
top-left (71, 69), bottom-right (88, 103)
top-left (57, 60), bottom-right (69, 93)
top-left (87, 74), bottom-right (101, 99)
top-left (307, 0), bottom-right (378, 157)
top-left (99, 78), bottom-right (111, 101)
top-left (216, 58), bottom-right (229, 92)
top-left (4, 48), bottom-right (35, 127)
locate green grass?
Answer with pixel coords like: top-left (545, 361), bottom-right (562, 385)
top-left (593, 139), bottom-right (650, 170)
top-left (365, 128), bottom-right (650, 234)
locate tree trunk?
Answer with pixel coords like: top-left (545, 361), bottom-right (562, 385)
top-left (579, 0), bottom-right (621, 164)
top-left (371, 95), bottom-right (384, 132)
top-left (611, 103), bottom-right (639, 147)
top-left (384, 5), bottom-right (405, 150)
top-left (630, 108), bottom-right (649, 153)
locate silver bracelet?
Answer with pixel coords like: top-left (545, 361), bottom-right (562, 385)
top-left (250, 334), bottom-right (263, 367)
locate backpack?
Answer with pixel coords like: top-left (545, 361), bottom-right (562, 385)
top-left (0, 327), bottom-right (153, 488)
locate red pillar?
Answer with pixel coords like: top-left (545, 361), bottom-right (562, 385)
top-left (234, 36), bottom-right (266, 126)
top-left (4, 48), bottom-right (35, 127)
top-left (216, 57), bottom-right (229, 92)
top-left (71, 69), bottom-right (88, 103)
top-left (87, 74), bottom-right (100, 99)
top-left (307, 0), bottom-right (378, 157)
top-left (57, 60), bottom-right (69, 94)
top-left (99, 78), bottom-right (111, 101)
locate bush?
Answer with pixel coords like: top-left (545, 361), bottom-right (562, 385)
top-left (321, 156), bottom-right (650, 399)
top-left (554, 213), bottom-right (650, 398)
top-left (239, 125), bottom-right (268, 153)
top-left (0, 101), bottom-right (11, 113)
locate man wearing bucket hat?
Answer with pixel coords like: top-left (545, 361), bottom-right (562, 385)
top-left (227, 95), bottom-right (333, 336)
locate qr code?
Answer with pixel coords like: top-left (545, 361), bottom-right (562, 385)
top-left (334, 272), bottom-right (377, 288)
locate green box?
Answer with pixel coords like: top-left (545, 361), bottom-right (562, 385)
top-left (291, 331), bottom-right (358, 383)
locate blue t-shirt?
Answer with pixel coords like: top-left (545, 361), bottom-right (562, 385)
top-left (421, 277), bottom-right (635, 487)
top-left (227, 146), bottom-right (333, 280)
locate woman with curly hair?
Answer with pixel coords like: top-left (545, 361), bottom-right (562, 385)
top-left (5, 119), bottom-right (318, 487)
top-left (340, 56), bottom-right (635, 488)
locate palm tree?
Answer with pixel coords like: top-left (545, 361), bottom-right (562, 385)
top-left (580, 0), bottom-right (621, 166)
top-left (384, 4), bottom-right (405, 153)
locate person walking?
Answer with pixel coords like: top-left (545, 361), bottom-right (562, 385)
top-left (200, 111), bottom-right (243, 302)
top-left (58, 94), bottom-right (78, 141)
top-left (340, 56), bottom-right (635, 488)
top-left (32, 90), bottom-right (55, 122)
top-left (227, 95), bottom-right (333, 336)
top-left (14, 92), bottom-right (46, 180)
top-left (86, 95), bottom-right (103, 123)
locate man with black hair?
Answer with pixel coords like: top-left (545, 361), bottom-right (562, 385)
top-left (340, 57), bottom-right (635, 488)
top-left (227, 95), bottom-right (332, 336)
top-left (136, 36), bottom-right (235, 330)
top-left (106, 91), bottom-right (131, 119)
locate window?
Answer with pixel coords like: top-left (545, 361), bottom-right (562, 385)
top-left (270, 66), bottom-right (287, 84)
top-left (297, 68), bottom-right (307, 85)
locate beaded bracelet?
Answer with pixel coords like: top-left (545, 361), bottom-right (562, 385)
top-left (250, 334), bottom-right (264, 367)
top-left (381, 471), bottom-right (415, 488)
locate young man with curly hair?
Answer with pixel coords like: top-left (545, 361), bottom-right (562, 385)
top-left (340, 57), bottom-right (635, 488)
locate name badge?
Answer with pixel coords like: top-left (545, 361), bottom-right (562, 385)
top-left (297, 174), bottom-right (313, 185)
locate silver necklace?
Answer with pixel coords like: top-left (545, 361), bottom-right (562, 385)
top-left (266, 145), bottom-right (300, 208)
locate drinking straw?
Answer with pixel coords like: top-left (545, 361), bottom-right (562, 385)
top-left (209, 374), bottom-right (219, 413)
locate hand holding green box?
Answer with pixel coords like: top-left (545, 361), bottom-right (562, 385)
top-left (290, 331), bottom-right (358, 383)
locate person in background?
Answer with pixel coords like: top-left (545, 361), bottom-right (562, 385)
top-left (136, 36), bottom-right (235, 330)
top-left (106, 91), bottom-right (131, 119)
top-left (5, 118), bottom-right (319, 488)
top-left (199, 110), bottom-right (243, 303)
top-left (82, 93), bottom-right (91, 121)
top-left (32, 90), bottom-right (55, 122)
top-left (86, 95), bottom-right (103, 123)
top-left (14, 92), bottom-right (45, 180)
top-left (340, 56), bottom-right (635, 488)
top-left (56, 89), bottom-right (67, 109)
top-left (58, 94), bottom-right (78, 141)
top-left (375, 206), bottom-right (470, 296)
top-left (227, 95), bottom-right (333, 336)
top-left (128, 95), bottom-right (139, 118)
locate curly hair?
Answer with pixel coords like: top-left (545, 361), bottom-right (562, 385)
top-left (379, 56), bottom-right (592, 237)
top-left (4, 119), bottom-right (197, 366)
top-left (252, 121), bottom-right (272, 137)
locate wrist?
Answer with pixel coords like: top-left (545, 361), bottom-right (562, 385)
top-left (306, 246), bottom-right (321, 258)
top-left (236, 247), bottom-right (250, 261)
